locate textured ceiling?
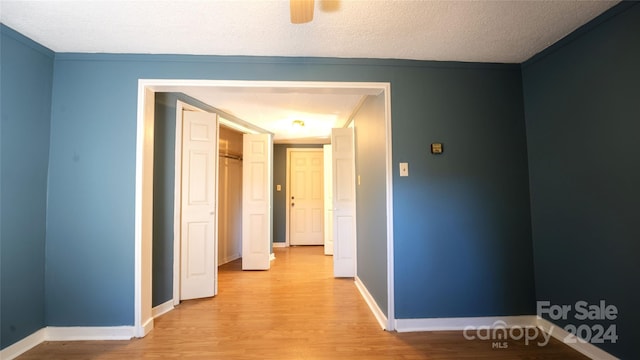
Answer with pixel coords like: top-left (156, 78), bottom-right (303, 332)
top-left (0, 0), bottom-right (618, 63)
top-left (0, 0), bottom-right (619, 142)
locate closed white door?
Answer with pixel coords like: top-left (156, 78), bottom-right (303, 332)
top-left (180, 110), bottom-right (218, 300)
top-left (290, 150), bottom-right (324, 246)
top-left (242, 133), bottom-right (272, 270)
top-left (332, 128), bottom-right (356, 277)
top-left (323, 145), bottom-right (334, 255)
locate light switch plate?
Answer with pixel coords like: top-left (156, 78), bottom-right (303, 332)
top-left (276, 184), bottom-right (282, 191)
top-left (399, 162), bottom-right (409, 177)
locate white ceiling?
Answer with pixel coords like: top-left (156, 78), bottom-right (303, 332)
top-left (176, 85), bottom-right (379, 142)
top-left (0, 0), bottom-right (619, 142)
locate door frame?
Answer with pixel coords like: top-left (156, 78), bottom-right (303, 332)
top-left (135, 79), bottom-right (395, 336)
top-left (285, 148), bottom-right (325, 247)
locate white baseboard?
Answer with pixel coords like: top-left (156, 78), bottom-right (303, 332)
top-left (354, 276), bottom-right (388, 330)
top-left (219, 254), bottom-right (241, 265)
top-left (395, 315), bottom-right (537, 332)
top-left (140, 317), bottom-right (154, 337)
top-left (47, 326), bottom-right (135, 341)
top-left (536, 317), bottom-right (618, 360)
top-left (0, 326), bottom-right (135, 360)
top-left (394, 315), bottom-right (618, 359)
top-left (272, 242), bottom-right (287, 248)
top-left (152, 299), bottom-right (175, 319)
top-left (0, 328), bottom-right (46, 360)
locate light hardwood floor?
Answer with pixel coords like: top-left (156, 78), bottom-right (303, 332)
top-left (20, 246), bottom-right (586, 359)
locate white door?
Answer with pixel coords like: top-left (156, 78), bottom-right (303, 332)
top-left (323, 145), bottom-right (334, 255)
top-left (180, 110), bottom-right (218, 300)
top-left (332, 128), bottom-right (357, 277)
top-left (290, 150), bottom-right (324, 246)
top-left (242, 133), bottom-right (273, 270)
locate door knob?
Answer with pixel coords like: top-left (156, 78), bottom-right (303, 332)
top-left (291, 203), bottom-right (295, 207)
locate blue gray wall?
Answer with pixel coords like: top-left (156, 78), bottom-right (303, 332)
top-left (43, 54), bottom-right (534, 327)
top-left (522, 3), bottom-right (640, 358)
top-left (153, 92), bottom-right (220, 307)
top-left (392, 63), bottom-right (535, 318)
top-left (273, 144), bottom-right (323, 244)
top-left (354, 94), bottom-right (388, 316)
top-left (0, 25), bottom-right (53, 349)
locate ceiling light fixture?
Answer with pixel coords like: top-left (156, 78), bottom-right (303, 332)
top-left (292, 119), bottom-right (305, 128)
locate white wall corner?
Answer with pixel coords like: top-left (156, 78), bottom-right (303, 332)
top-left (152, 299), bottom-right (175, 319)
top-left (354, 276), bottom-right (388, 330)
top-left (395, 315), bottom-right (537, 332)
top-left (0, 328), bottom-right (46, 360)
top-left (536, 317), bottom-right (619, 360)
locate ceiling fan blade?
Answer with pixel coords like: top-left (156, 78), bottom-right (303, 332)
top-left (290, 0), bottom-right (314, 24)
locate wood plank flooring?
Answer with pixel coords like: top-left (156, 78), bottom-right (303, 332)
top-left (19, 246), bottom-right (587, 359)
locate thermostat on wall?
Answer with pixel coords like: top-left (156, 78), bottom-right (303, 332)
top-left (431, 143), bottom-right (443, 154)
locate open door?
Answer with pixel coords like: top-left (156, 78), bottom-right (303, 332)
top-left (323, 144), bottom-right (334, 255)
top-left (242, 133), bottom-right (273, 270)
top-left (332, 128), bottom-right (356, 277)
top-left (180, 110), bottom-right (218, 300)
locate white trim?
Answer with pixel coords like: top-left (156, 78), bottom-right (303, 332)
top-left (536, 317), bottom-right (619, 360)
top-left (134, 85), bottom-right (155, 338)
top-left (136, 80), bottom-right (394, 339)
top-left (354, 276), bottom-right (388, 330)
top-left (272, 242), bottom-right (287, 247)
top-left (218, 114), bottom-right (270, 136)
top-left (141, 318), bottom-right (154, 337)
top-left (274, 137), bottom-right (330, 145)
top-left (382, 84), bottom-right (395, 331)
top-left (270, 252), bottom-right (276, 261)
top-left (343, 95), bottom-right (368, 128)
top-left (0, 328), bottom-right (46, 360)
top-left (395, 315), bottom-right (537, 332)
top-left (46, 326), bottom-right (135, 341)
top-left (134, 82), bottom-right (144, 337)
top-left (393, 315), bottom-right (618, 359)
top-left (0, 326), bottom-right (136, 359)
top-left (219, 254), bottom-right (242, 265)
top-left (152, 299), bottom-right (175, 319)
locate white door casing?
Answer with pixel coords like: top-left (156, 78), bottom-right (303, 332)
top-left (323, 144), bottom-right (334, 255)
top-left (289, 150), bottom-right (324, 246)
top-left (242, 133), bottom-right (273, 270)
top-left (332, 128), bottom-right (357, 277)
top-left (135, 80), bottom-right (394, 336)
top-left (180, 110), bottom-right (218, 300)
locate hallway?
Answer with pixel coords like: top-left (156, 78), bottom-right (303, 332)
top-left (20, 246), bottom-right (586, 359)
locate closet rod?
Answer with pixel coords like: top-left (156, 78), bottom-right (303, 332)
top-left (219, 152), bottom-right (243, 161)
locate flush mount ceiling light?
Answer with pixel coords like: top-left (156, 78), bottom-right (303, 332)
top-left (290, 0), bottom-right (314, 24)
top-left (292, 119), bottom-right (306, 128)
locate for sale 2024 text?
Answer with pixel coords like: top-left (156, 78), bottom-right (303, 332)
top-left (538, 300), bottom-right (618, 344)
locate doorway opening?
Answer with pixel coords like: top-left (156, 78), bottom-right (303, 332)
top-left (135, 80), bottom-right (395, 337)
